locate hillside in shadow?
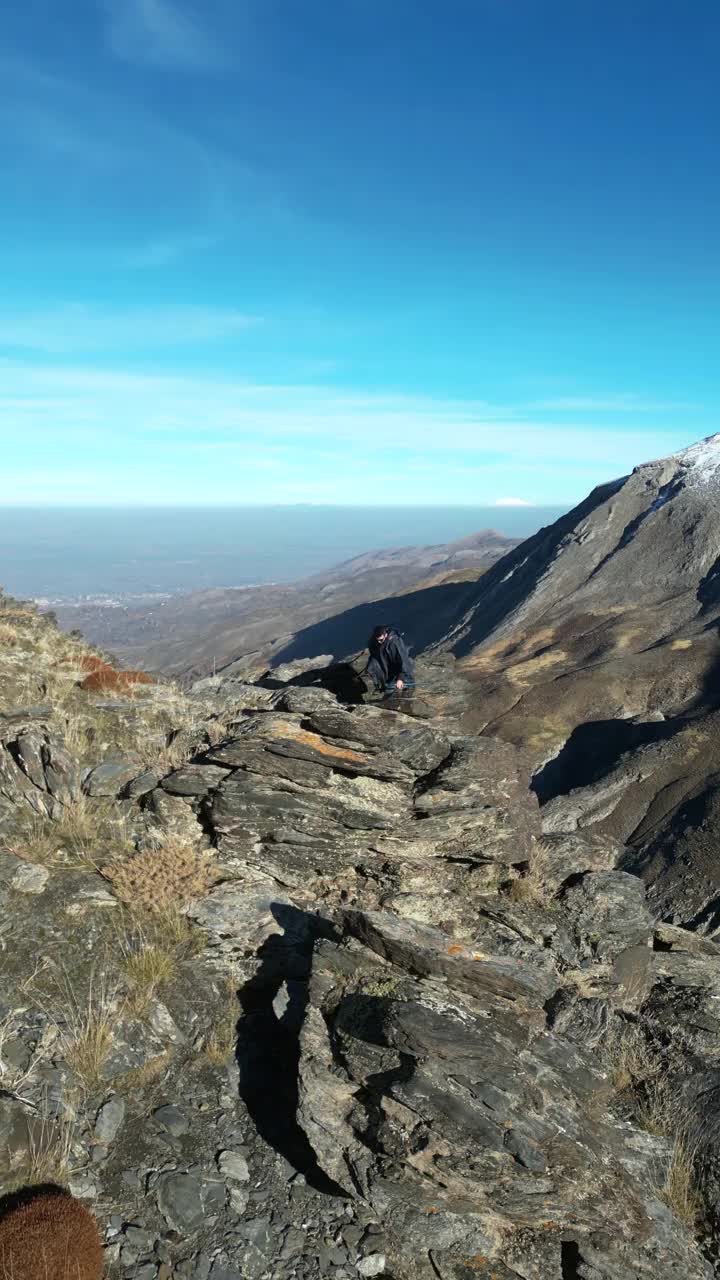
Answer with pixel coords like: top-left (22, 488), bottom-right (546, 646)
top-left (268, 578), bottom-right (482, 668)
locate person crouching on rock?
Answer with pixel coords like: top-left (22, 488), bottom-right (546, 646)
top-left (365, 624), bottom-right (415, 695)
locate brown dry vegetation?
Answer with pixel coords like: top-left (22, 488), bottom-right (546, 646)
top-left (78, 661), bottom-right (154, 693)
top-left (0, 1191), bottom-right (104, 1280)
top-left (103, 837), bottom-right (220, 911)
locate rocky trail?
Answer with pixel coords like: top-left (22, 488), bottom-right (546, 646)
top-left (2, 589), bottom-right (720, 1280)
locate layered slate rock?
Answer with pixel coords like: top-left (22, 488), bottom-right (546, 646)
top-left (151, 672), bottom-right (711, 1279)
top-left (295, 909), bottom-right (709, 1280)
top-left (0, 723), bottom-right (82, 822)
top-left (193, 695), bottom-right (541, 934)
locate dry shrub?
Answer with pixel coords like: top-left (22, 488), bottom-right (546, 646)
top-left (79, 662), bottom-right (154, 693)
top-left (0, 1190), bottom-right (104, 1280)
top-left (103, 837), bottom-right (220, 911)
top-left (0, 621), bottom-right (18, 647)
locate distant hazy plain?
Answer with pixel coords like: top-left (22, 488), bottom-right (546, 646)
top-left (0, 506), bottom-right (567, 602)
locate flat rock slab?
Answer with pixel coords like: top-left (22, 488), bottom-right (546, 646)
top-left (84, 758), bottom-right (141, 797)
top-left (161, 763), bottom-right (232, 797)
top-left (342, 909), bottom-right (558, 1006)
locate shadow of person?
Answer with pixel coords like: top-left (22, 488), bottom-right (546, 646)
top-left (234, 902), bottom-right (345, 1194)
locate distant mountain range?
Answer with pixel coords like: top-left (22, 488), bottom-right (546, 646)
top-left (50, 528), bottom-right (519, 678)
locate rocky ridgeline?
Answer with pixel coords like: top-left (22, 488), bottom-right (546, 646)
top-left (1, 594), bottom-right (720, 1279)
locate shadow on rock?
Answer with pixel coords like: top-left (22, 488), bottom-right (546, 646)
top-left (235, 902), bottom-right (345, 1194)
top-left (261, 660), bottom-right (369, 705)
top-left (531, 716), bottom-right (676, 805)
top-left (0, 1184), bottom-right (67, 1223)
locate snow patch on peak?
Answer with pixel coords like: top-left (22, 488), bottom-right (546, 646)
top-left (671, 433), bottom-right (720, 483)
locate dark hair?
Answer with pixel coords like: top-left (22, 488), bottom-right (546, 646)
top-left (371, 624), bottom-right (390, 641)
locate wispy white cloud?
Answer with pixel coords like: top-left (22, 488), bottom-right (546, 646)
top-left (531, 394), bottom-right (698, 413)
top-left (101, 0), bottom-right (226, 70)
top-left (0, 305), bottom-right (259, 353)
top-left (0, 360), bottom-right (702, 507)
top-left (495, 497), bottom-right (533, 507)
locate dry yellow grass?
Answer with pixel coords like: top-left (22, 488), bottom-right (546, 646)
top-left (64, 1010), bottom-right (114, 1090)
top-left (117, 905), bottom-right (201, 1014)
top-left (0, 621), bottom-right (18, 647)
top-left (25, 1108), bottom-right (76, 1187)
top-left (118, 1050), bottom-right (172, 1091)
top-left (507, 838), bottom-right (554, 906)
top-left (9, 798), bottom-right (132, 870)
top-left (204, 976), bottom-right (239, 1065)
top-left (43, 970), bottom-right (117, 1091)
top-left (122, 945), bottom-right (176, 1013)
top-left (604, 1021), bottom-right (662, 1095)
top-left (602, 1021), bottom-right (705, 1226)
top-left (662, 1138), bottom-right (702, 1227)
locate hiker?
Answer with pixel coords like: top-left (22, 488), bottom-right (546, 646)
top-left (365, 624), bottom-right (415, 694)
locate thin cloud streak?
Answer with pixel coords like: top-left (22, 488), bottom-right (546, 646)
top-left (532, 395), bottom-right (699, 413)
top-left (0, 306), bottom-right (259, 353)
top-left (102, 0), bottom-right (226, 70)
top-left (0, 362), bottom-right (696, 471)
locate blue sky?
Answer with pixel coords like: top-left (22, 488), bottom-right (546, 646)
top-left (1, 0), bottom-right (719, 506)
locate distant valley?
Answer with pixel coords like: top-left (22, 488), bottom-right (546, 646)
top-left (50, 528), bottom-right (520, 678)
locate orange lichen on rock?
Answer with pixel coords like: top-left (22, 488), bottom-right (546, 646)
top-left (269, 722), bottom-right (369, 764)
top-left (78, 660), bottom-right (153, 692)
top-left (0, 1190), bottom-right (104, 1280)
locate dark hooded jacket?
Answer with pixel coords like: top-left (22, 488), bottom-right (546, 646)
top-left (366, 627), bottom-right (414, 689)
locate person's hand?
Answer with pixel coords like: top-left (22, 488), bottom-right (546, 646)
top-left (396, 678), bottom-right (404, 690)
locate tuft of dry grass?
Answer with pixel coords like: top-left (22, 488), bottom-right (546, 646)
top-left (507, 838), bottom-right (554, 906)
top-left (0, 621), bottom-right (18, 647)
top-left (602, 1019), bottom-right (705, 1228)
top-left (122, 945), bottom-right (176, 1014)
top-left (604, 1021), bottom-right (662, 1096)
top-left (204, 976), bottom-right (239, 1065)
top-left (24, 1107), bottom-right (76, 1187)
top-left (118, 1050), bottom-right (172, 1091)
top-left (103, 837), bottom-right (220, 911)
top-left (117, 905), bottom-right (201, 1014)
top-left (52, 970), bottom-right (116, 1091)
top-left (661, 1137), bottom-right (702, 1227)
top-left (6, 814), bottom-right (59, 864)
top-left (58, 711), bottom-right (96, 759)
top-left (9, 798), bottom-right (132, 871)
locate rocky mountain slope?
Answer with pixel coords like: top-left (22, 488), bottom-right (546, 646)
top-left (2, 583), bottom-right (720, 1279)
top-left (395, 434), bottom-right (720, 934)
top-left (50, 531), bottom-right (517, 680)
